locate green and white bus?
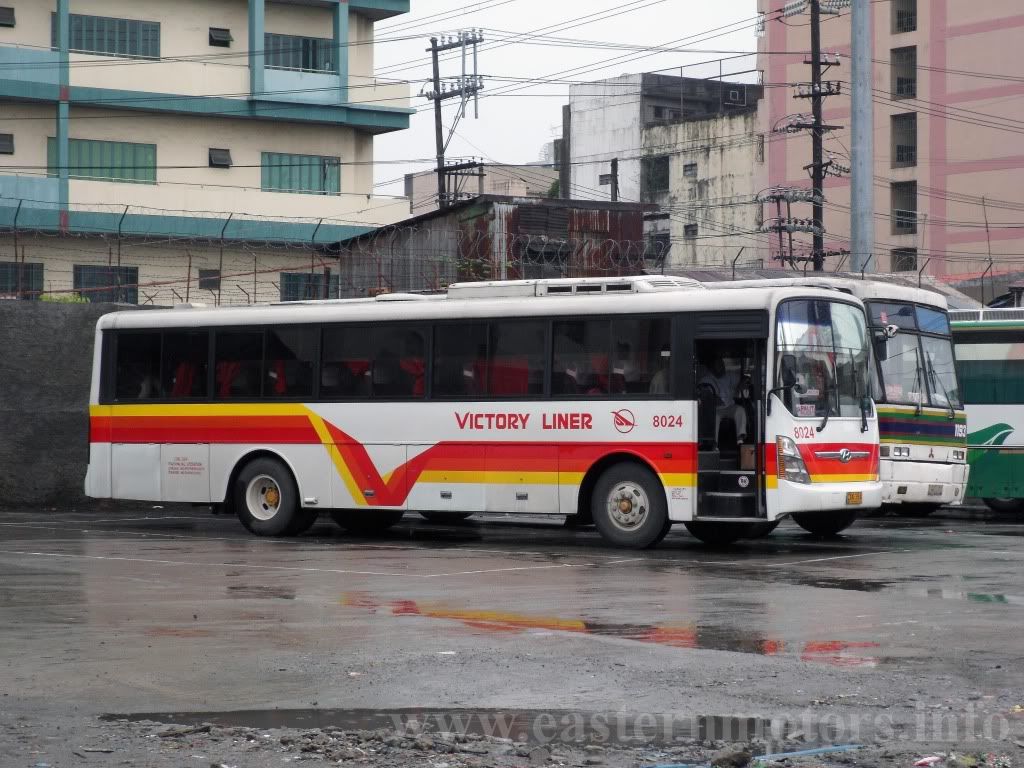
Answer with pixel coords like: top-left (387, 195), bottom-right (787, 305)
top-left (951, 308), bottom-right (1024, 513)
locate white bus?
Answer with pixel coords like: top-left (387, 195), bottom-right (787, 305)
top-left (702, 277), bottom-right (967, 514)
top-left (85, 276), bottom-right (881, 547)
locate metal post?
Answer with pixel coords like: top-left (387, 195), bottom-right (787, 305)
top-left (56, 0), bottom-right (70, 233)
top-left (610, 158), bottom-right (619, 203)
top-left (850, 0), bottom-right (874, 273)
top-left (218, 213), bottom-right (232, 306)
top-left (12, 199), bottom-right (21, 298)
top-left (430, 37), bottom-right (446, 208)
top-left (185, 251), bottom-right (192, 303)
top-left (810, 0), bottom-right (825, 271)
top-left (731, 247), bottom-right (745, 281)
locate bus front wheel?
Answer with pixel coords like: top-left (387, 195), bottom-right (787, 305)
top-left (330, 509), bottom-right (405, 534)
top-left (984, 498), bottom-right (1024, 514)
top-left (591, 463), bottom-right (669, 549)
top-left (792, 511), bottom-right (858, 537)
top-left (235, 457), bottom-right (304, 537)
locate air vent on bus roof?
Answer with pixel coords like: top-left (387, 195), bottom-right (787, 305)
top-left (445, 276), bottom-right (703, 299)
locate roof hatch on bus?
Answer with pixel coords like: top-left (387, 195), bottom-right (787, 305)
top-left (446, 275), bottom-right (704, 299)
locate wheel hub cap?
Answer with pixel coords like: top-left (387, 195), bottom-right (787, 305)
top-left (246, 475), bottom-right (283, 522)
top-left (607, 483), bottom-right (649, 531)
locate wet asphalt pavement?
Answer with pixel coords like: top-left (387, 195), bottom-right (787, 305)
top-left (1, 507), bottom-right (1023, 767)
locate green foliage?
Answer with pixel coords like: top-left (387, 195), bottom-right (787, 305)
top-left (39, 292), bottom-right (88, 304)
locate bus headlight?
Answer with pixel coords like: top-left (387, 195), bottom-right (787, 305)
top-left (777, 436), bottom-right (811, 484)
top-left (953, 449), bottom-right (965, 461)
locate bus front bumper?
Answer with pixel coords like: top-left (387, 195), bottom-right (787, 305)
top-left (768, 480), bottom-right (883, 519)
top-left (880, 460), bottom-right (968, 506)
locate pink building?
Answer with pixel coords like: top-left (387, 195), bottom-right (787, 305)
top-left (759, 0), bottom-right (1024, 291)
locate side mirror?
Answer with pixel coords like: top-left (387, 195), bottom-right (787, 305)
top-left (873, 335), bottom-right (889, 362)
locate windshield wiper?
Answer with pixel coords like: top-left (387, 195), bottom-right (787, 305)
top-left (913, 346), bottom-right (925, 416)
top-left (926, 352), bottom-right (957, 421)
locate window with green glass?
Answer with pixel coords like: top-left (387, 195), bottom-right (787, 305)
top-left (51, 13), bottom-right (160, 59)
top-left (47, 138), bottom-right (157, 184)
top-left (264, 32), bottom-right (333, 72)
top-left (261, 152), bottom-right (340, 195)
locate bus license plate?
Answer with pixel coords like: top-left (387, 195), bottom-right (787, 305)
top-left (846, 492), bottom-right (863, 505)
top-left (928, 484), bottom-right (943, 497)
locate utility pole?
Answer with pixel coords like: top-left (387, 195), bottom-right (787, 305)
top-left (850, 0), bottom-right (874, 272)
top-left (782, 0), bottom-right (846, 269)
top-left (809, 0), bottom-right (825, 271)
top-left (430, 37), bottom-right (445, 209)
top-left (425, 31), bottom-right (484, 209)
top-left (610, 158), bottom-right (619, 203)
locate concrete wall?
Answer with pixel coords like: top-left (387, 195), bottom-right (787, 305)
top-left (0, 233), bottom-right (359, 306)
top-left (568, 74), bottom-right (643, 203)
top-left (0, 301), bottom-right (139, 507)
top-left (0, 104), bottom-right (407, 224)
top-left (643, 111), bottom-right (764, 268)
top-left (0, 1), bottom-right (392, 101)
top-left (759, 0), bottom-right (1024, 281)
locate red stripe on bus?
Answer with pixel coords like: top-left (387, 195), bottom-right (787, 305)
top-left (95, 415), bottom-right (320, 444)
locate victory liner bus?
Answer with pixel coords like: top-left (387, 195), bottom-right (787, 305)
top-left (85, 276), bottom-right (881, 547)
top-left (950, 308), bottom-right (1024, 513)
top-left (702, 277), bottom-right (967, 515)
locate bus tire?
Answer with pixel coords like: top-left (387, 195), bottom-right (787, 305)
top-left (743, 520), bottom-right (780, 539)
top-left (683, 521), bottom-right (747, 546)
top-left (792, 511), bottom-right (858, 537)
top-left (895, 503), bottom-right (940, 517)
top-left (287, 510), bottom-right (320, 535)
top-left (235, 457), bottom-right (301, 537)
top-left (419, 512), bottom-right (473, 523)
top-left (591, 462), bottom-right (669, 549)
top-left (983, 498), bottom-right (1024, 514)
top-left (330, 509), bottom-right (405, 534)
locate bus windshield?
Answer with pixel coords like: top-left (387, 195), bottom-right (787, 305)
top-left (775, 299), bottom-right (871, 419)
top-left (869, 301), bottom-right (961, 408)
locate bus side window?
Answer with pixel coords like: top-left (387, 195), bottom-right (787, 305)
top-left (433, 323), bottom-right (488, 398)
top-left (611, 317), bottom-right (671, 396)
top-left (215, 331), bottom-right (262, 399)
top-left (162, 331), bottom-right (209, 398)
top-left (553, 319), bottom-right (610, 397)
top-left (322, 326), bottom-right (371, 398)
top-left (489, 320), bottom-right (546, 397)
top-left (371, 327), bottom-right (426, 399)
top-left (265, 327), bottom-right (316, 399)
top-left (115, 332), bottom-right (161, 401)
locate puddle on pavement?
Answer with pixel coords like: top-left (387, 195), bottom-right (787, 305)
top-left (227, 585), bottom-right (296, 600)
top-left (104, 708), bottom-right (785, 745)
top-left (342, 594), bottom-right (882, 667)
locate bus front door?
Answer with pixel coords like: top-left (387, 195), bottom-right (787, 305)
top-left (693, 338), bottom-right (765, 520)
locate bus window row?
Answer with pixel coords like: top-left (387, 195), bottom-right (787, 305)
top-left (108, 317), bottom-right (673, 402)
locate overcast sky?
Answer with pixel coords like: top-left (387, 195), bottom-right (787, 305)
top-left (372, 0), bottom-right (759, 200)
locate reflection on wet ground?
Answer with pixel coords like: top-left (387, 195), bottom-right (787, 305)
top-left (1, 507), bottom-right (1023, 726)
top-left (342, 593), bottom-right (883, 667)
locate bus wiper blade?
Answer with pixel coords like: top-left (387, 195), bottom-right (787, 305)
top-left (816, 399), bottom-right (833, 433)
top-left (927, 354), bottom-right (957, 421)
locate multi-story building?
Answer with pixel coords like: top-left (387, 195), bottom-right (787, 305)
top-left (565, 71), bottom-right (764, 269)
top-left (0, 0), bottom-right (412, 304)
top-left (760, 0), bottom-right (1024, 289)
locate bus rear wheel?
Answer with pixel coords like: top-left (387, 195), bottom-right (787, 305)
top-left (683, 521), bottom-right (747, 546)
top-left (330, 509), bottom-right (405, 534)
top-left (235, 457), bottom-right (302, 537)
top-left (591, 463), bottom-right (668, 549)
top-left (984, 498), bottom-right (1024, 514)
top-left (792, 511), bottom-right (859, 537)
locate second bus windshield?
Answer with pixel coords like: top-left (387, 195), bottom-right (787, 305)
top-left (869, 302), bottom-right (961, 408)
